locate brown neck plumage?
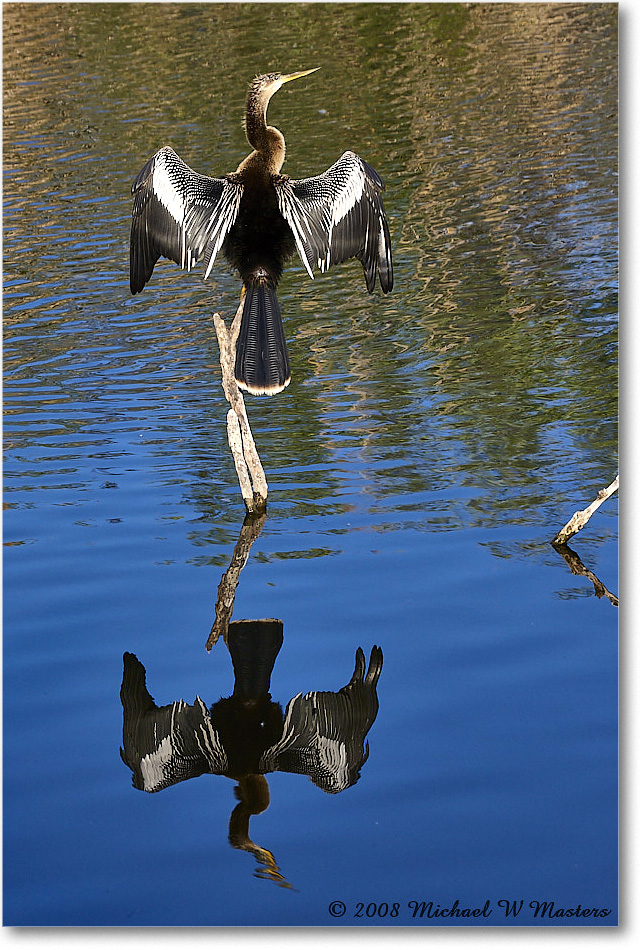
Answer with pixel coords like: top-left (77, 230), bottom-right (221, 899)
top-left (243, 84), bottom-right (285, 175)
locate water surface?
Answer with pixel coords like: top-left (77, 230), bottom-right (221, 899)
top-left (3, 2), bottom-right (618, 928)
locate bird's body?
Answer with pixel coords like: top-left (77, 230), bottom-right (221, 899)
top-left (130, 69), bottom-right (393, 395)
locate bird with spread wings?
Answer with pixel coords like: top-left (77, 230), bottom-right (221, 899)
top-left (130, 69), bottom-right (393, 396)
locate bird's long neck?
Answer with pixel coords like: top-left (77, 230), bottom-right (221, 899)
top-left (243, 89), bottom-right (285, 176)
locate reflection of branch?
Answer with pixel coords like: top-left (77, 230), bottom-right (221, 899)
top-left (213, 296), bottom-right (268, 514)
top-left (552, 541), bottom-right (618, 607)
top-left (552, 476), bottom-right (618, 545)
top-left (207, 513), bottom-right (267, 651)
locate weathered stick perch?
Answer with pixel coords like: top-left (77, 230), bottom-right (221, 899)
top-left (213, 297), bottom-right (268, 514)
top-left (552, 475), bottom-right (619, 545)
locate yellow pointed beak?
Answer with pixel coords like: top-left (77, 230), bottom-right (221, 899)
top-left (280, 67), bottom-right (320, 84)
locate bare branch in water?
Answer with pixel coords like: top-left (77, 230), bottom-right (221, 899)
top-left (552, 475), bottom-right (618, 545)
top-left (213, 298), bottom-right (268, 514)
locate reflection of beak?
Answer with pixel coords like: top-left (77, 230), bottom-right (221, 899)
top-left (229, 775), bottom-right (296, 890)
top-left (280, 67), bottom-right (320, 85)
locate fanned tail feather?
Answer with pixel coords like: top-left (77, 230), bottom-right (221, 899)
top-left (235, 280), bottom-right (291, 396)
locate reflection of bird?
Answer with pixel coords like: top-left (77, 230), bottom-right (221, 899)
top-left (130, 69), bottom-right (393, 396)
top-left (120, 627), bottom-right (382, 889)
top-left (119, 636), bottom-right (382, 794)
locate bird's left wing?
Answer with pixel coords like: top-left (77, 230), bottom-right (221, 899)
top-left (120, 652), bottom-right (227, 793)
top-left (130, 145), bottom-right (243, 294)
top-left (275, 150), bottom-right (393, 294)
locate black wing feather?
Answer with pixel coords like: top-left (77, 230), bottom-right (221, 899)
top-left (129, 145), bottom-right (243, 294)
top-left (259, 646), bottom-right (383, 793)
top-left (275, 150), bottom-right (393, 294)
top-left (120, 652), bottom-right (227, 792)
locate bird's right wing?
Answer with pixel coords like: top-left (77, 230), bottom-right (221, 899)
top-left (129, 145), bottom-right (243, 294)
top-left (275, 150), bottom-right (393, 294)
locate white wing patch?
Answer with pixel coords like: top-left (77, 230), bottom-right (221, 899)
top-left (331, 169), bottom-right (365, 227)
top-left (152, 151), bottom-right (185, 226)
top-left (140, 735), bottom-right (174, 792)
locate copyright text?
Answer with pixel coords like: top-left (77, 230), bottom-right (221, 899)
top-left (327, 899), bottom-right (614, 921)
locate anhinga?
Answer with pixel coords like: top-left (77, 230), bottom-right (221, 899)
top-left (130, 68), bottom-right (393, 395)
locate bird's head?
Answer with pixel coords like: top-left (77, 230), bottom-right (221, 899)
top-left (248, 67), bottom-right (320, 104)
top-left (243, 68), bottom-right (320, 171)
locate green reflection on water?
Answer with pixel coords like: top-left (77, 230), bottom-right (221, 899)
top-left (3, 2), bottom-right (617, 543)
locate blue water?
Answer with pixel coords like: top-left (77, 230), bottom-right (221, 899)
top-left (3, 1), bottom-right (617, 928)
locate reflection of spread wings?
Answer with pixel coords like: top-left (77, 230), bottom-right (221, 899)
top-left (260, 646), bottom-right (383, 793)
top-left (120, 653), bottom-right (227, 792)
